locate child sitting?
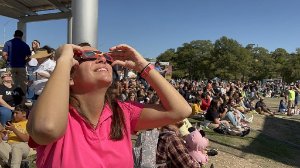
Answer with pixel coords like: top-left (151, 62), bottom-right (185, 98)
top-left (278, 99), bottom-right (288, 113)
top-left (0, 105), bottom-right (30, 168)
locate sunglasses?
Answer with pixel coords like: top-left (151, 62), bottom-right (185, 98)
top-left (74, 50), bottom-right (113, 64)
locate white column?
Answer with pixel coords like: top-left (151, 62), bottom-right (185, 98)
top-left (72, 0), bottom-right (99, 48)
top-left (17, 20), bottom-right (27, 42)
top-left (67, 17), bottom-right (73, 44)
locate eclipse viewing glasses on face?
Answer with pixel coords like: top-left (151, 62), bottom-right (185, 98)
top-left (74, 50), bottom-right (114, 64)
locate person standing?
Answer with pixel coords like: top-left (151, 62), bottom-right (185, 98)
top-left (294, 84), bottom-right (300, 115)
top-left (154, 61), bottom-right (167, 76)
top-left (286, 85), bottom-right (295, 116)
top-left (2, 30), bottom-right (31, 94)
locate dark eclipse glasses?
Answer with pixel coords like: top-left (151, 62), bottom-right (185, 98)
top-left (73, 50), bottom-right (114, 64)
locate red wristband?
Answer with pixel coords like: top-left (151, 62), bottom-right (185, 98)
top-left (141, 64), bottom-right (154, 79)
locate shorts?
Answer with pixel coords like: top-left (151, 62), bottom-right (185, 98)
top-left (288, 100), bottom-right (295, 108)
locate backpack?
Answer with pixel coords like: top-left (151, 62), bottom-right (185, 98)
top-left (213, 124), bottom-right (228, 134)
top-left (133, 128), bottom-right (159, 168)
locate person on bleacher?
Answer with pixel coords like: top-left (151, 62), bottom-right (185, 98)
top-left (0, 71), bottom-right (24, 126)
top-left (0, 105), bottom-right (30, 168)
top-left (2, 30), bottom-right (31, 94)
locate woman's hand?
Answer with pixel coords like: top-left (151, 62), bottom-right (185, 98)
top-left (55, 44), bottom-right (83, 69)
top-left (108, 44), bottom-right (149, 72)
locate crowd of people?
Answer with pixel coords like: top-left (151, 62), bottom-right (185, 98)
top-left (0, 30), bottom-right (298, 167)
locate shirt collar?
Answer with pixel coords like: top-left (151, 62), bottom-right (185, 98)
top-left (69, 102), bottom-right (113, 127)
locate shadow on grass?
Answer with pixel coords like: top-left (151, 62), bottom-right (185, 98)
top-left (207, 115), bottom-right (300, 167)
top-left (242, 116), bottom-right (300, 167)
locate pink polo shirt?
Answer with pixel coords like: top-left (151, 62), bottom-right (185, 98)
top-left (29, 101), bottom-right (143, 168)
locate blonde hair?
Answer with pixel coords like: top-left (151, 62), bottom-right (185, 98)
top-left (0, 71), bottom-right (13, 84)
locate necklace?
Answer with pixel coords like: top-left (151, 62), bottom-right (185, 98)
top-left (70, 96), bottom-right (102, 128)
top-left (75, 106), bottom-right (99, 128)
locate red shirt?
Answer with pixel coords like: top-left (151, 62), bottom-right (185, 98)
top-left (200, 99), bottom-right (211, 111)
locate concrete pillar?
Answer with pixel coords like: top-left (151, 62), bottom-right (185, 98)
top-left (17, 20), bottom-right (27, 42)
top-left (72, 0), bottom-right (99, 48)
top-left (67, 17), bottom-right (73, 44)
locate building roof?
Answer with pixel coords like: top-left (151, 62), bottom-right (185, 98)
top-left (0, 0), bottom-right (71, 21)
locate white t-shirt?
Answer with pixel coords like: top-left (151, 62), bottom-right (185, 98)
top-left (33, 58), bottom-right (56, 80)
top-left (28, 58), bottom-right (38, 66)
top-left (31, 59), bottom-right (56, 95)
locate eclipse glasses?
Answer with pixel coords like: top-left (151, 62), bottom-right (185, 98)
top-left (74, 50), bottom-right (113, 64)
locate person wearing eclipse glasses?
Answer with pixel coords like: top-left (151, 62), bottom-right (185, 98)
top-left (26, 44), bottom-right (192, 168)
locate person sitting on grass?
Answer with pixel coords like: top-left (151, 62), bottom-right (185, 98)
top-left (0, 105), bottom-right (30, 168)
top-left (278, 99), bottom-right (288, 113)
top-left (204, 98), bottom-right (230, 129)
top-left (235, 97), bottom-right (251, 113)
top-left (205, 98), bottom-right (250, 136)
top-left (200, 92), bottom-right (211, 112)
top-left (156, 122), bottom-right (201, 167)
top-left (226, 98), bottom-right (253, 127)
top-left (255, 97), bottom-right (274, 116)
top-left (191, 98), bottom-right (204, 115)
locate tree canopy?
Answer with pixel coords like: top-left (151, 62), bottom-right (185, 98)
top-left (155, 36), bottom-right (299, 82)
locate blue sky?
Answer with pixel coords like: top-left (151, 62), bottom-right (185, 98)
top-left (0, 0), bottom-right (300, 58)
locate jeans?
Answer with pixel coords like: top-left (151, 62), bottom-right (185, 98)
top-left (0, 106), bottom-right (12, 126)
top-left (26, 66), bottom-right (38, 100)
top-left (225, 111), bottom-right (238, 126)
top-left (225, 111), bottom-right (246, 127)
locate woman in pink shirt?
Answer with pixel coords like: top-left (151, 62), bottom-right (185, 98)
top-left (27, 44), bottom-right (192, 168)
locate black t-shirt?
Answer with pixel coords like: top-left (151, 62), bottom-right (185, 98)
top-left (0, 84), bottom-right (24, 106)
top-left (205, 108), bottom-right (219, 121)
top-left (255, 101), bottom-right (265, 109)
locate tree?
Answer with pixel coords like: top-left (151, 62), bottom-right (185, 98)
top-left (175, 40), bottom-right (214, 79)
top-left (212, 36), bottom-right (250, 80)
top-left (156, 49), bottom-right (177, 62)
top-left (282, 53), bottom-right (300, 83)
top-left (271, 48), bottom-right (289, 78)
top-left (156, 37), bottom-right (295, 82)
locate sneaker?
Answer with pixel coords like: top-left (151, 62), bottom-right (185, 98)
top-left (228, 129), bottom-right (242, 136)
top-left (241, 128), bottom-right (250, 137)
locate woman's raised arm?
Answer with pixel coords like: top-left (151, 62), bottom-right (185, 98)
top-left (27, 44), bottom-right (82, 145)
top-left (109, 44), bottom-right (192, 131)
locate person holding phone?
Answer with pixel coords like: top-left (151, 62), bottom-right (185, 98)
top-left (0, 105), bottom-right (30, 168)
top-left (27, 44), bottom-right (192, 168)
